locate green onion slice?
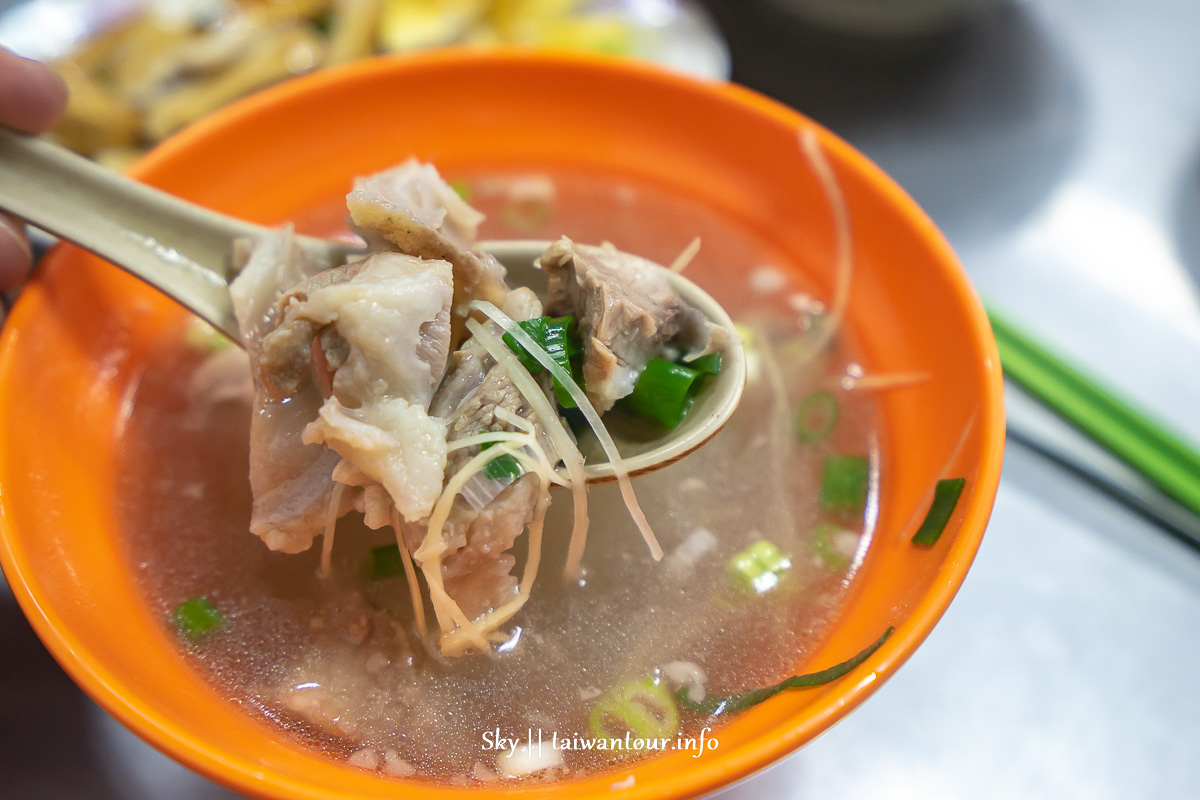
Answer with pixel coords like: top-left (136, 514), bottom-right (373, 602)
top-left (172, 596), bottom-right (224, 640)
top-left (728, 539), bottom-right (792, 594)
top-left (683, 352), bottom-right (722, 376)
top-left (819, 454), bottom-right (870, 521)
top-left (484, 452), bottom-right (523, 482)
top-left (677, 627), bottom-right (894, 717)
top-left (369, 544), bottom-right (405, 580)
top-left (794, 390), bottom-right (839, 444)
top-left (589, 678), bottom-right (680, 743)
top-left (628, 358), bottom-right (703, 428)
top-left (479, 439), bottom-right (525, 483)
top-left (503, 315), bottom-right (582, 408)
top-left (911, 478), bottom-right (967, 547)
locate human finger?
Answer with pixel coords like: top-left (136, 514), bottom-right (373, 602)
top-left (0, 46), bottom-right (68, 134)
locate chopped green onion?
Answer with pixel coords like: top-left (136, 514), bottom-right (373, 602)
top-left (183, 318), bottom-right (232, 353)
top-left (683, 352), bottom-right (722, 375)
top-left (480, 440), bottom-right (525, 482)
top-left (369, 544), bottom-right (405, 580)
top-left (484, 452), bottom-right (523, 482)
top-left (589, 678), bottom-right (679, 743)
top-left (503, 315), bottom-right (582, 408)
top-left (794, 390), bottom-right (839, 444)
top-left (819, 455), bottom-right (870, 521)
top-left (677, 627), bottom-right (894, 717)
top-left (503, 321), bottom-right (544, 374)
top-left (628, 358), bottom-right (703, 428)
top-left (172, 596), bottom-right (224, 640)
top-left (554, 356), bottom-right (585, 409)
top-left (812, 523), bottom-right (857, 570)
top-left (728, 539), bottom-right (792, 594)
top-left (911, 478), bottom-right (967, 546)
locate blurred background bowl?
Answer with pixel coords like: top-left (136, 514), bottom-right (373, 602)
top-left (764, 0), bottom-right (1001, 39)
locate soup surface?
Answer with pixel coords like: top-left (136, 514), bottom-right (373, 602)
top-left (118, 169), bottom-right (879, 783)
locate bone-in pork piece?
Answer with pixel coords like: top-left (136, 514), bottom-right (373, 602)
top-left (541, 237), bottom-right (699, 413)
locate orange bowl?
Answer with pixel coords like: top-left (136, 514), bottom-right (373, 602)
top-left (0, 51), bottom-right (1003, 799)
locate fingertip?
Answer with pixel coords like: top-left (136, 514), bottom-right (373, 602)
top-left (0, 46), bottom-right (69, 134)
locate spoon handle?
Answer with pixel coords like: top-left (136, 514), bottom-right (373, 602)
top-left (0, 128), bottom-right (261, 336)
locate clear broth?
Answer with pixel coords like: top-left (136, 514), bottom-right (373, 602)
top-left (118, 169), bottom-right (878, 784)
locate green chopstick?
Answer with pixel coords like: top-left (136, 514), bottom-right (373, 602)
top-left (987, 307), bottom-right (1200, 518)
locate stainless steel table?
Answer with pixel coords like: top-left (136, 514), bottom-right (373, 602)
top-left (3, 0), bottom-right (1199, 796)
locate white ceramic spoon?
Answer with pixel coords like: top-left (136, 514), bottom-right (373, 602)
top-left (0, 128), bottom-right (744, 481)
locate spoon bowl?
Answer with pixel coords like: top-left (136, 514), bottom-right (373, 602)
top-left (485, 239), bottom-right (745, 484)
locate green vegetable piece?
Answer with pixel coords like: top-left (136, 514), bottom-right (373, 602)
top-left (479, 439), bottom-right (525, 483)
top-left (728, 539), bottom-right (792, 594)
top-left (628, 358), bottom-right (703, 428)
top-left (555, 355), bottom-right (587, 409)
top-left (183, 319), bottom-right (232, 353)
top-left (683, 352), bottom-right (722, 375)
top-left (172, 596), bottom-right (224, 640)
top-left (794, 390), bottom-right (840, 444)
top-left (484, 452), bottom-right (523, 482)
top-left (503, 315), bottom-right (582, 408)
top-left (819, 455), bottom-right (870, 520)
top-left (677, 627), bottom-right (894, 717)
top-left (369, 544), bottom-right (405, 580)
top-left (812, 522), bottom-right (857, 570)
top-left (911, 478), bottom-right (967, 547)
top-left (503, 318), bottom-right (545, 374)
top-left (589, 678), bottom-right (679, 744)
top-left (559, 320), bottom-right (583, 359)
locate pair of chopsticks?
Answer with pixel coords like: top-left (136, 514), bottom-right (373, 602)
top-left (988, 307), bottom-right (1200, 545)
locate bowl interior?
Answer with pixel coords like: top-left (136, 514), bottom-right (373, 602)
top-left (0, 51), bottom-right (1003, 800)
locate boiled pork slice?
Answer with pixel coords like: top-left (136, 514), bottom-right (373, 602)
top-left (346, 160), bottom-right (510, 328)
top-left (230, 227), bottom-right (346, 553)
top-left (261, 251), bottom-right (455, 525)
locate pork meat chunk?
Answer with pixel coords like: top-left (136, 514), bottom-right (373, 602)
top-left (419, 291), bottom-right (552, 618)
top-left (230, 228), bottom-right (345, 553)
top-left (258, 251), bottom-right (455, 525)
top-left (541, 237), bottom-right (700, 412)
top-left (347, 160), bottom-right (510, 323)
top-left (441, 476), bottom-right (540, 619)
